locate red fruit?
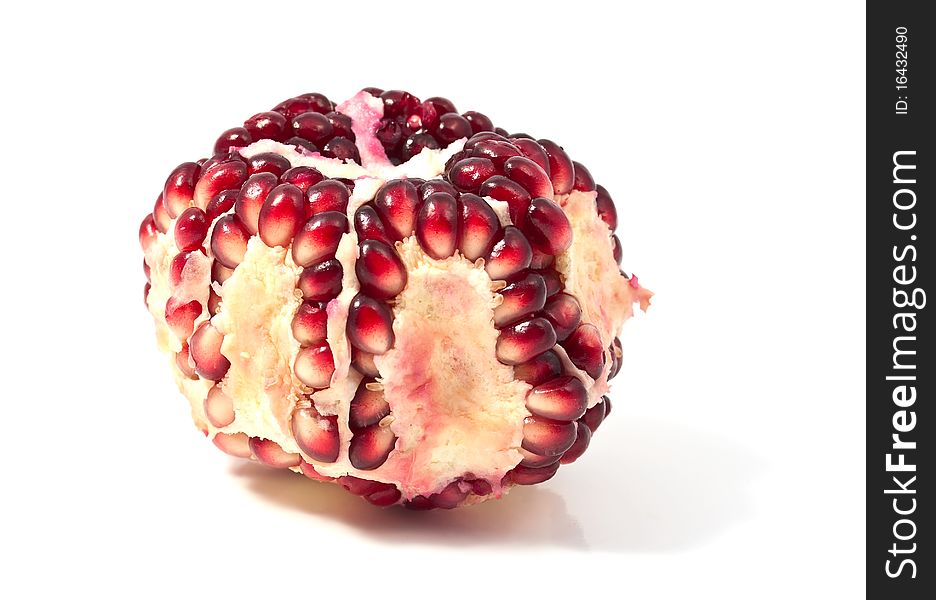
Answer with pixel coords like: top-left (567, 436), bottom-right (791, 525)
top-left (349, 380), bottom-right (391, 430)
top-left (447, 157), bottom-right (496, 193)
top-left (246, 152), bottom-right (291, 177)
top-left (494, 273), bottom-right (547, 327)
top-left (463, 111), bottom-right (493, 134)
top-left (541, 292), bottom-right (582, 341)
top-left (513, 350), bottom-right (562, 387)
top-left (538, 139), bottom-right (575, 195)
top-left (485, 226), bottom-right (533, 280)
top-left (522, 415), bottom-right (577, 457)
top-left (457, 193), bottom-right (500, 261)
top-left (291, 112), bottom-right (334, 144)
top-left (244, 111), bottom-right (288, 142)
top-left (281, 166), bottom-right (325, 192)
top-left (611, 234), bottom-right (623, 265)
top-left (213, 432), bottom-right (252, 458)
top-left (524, 197), bottom-right (572, 255)
top-left (292, 301), bottom-right (328, 346)
top-left (213, 127), bottom-right (252, 155)
top-left (560, 421), bottom-right (592, 464)
top-left (235, 172), bottom-right (278, 235)
top-left (525, 376), bottom-right (588, 421)
top-left (511, 138), bottom-right (551, 178)
top-left (249, 438), bottom-right (302, 468)
top-left (175, 342), bottom-right (198, 380)
top-left (346, 294), bottom-right (395, 355)
top-left (163, 162), bottom-right (200, 218)
top-left (503, 156), bottom-right (553, 199)
top-left (194, 160), bottom-right (248, 210)
top-left (139, 214), bottom-right (158, 253)
top-left (416, 192), bottom-right (458, 259)
top-left (204, 385), bottom-right (235, 428)
top-left (292, 211), bottom-right (348, 268)
top-left (298, 259), bottom-right (343, 301)
top-left (349, 423), bottom-right (397, 470)
top-left (174, 207), bottom-right (209, 251)
top-left (306, 180), bottom-right (350, 217)
top-left (205, 189), bottom-right (238, 221)
top-left (478, 176), bottom-right (531, 226)
top-left (571, 161), bottom-right (596, 192)
top-left (210, 215), bottom-right (250, 269)
top-left (153, 194), bottom-right (172, 233)
top-left (354, 205), bottom-right (393, 245)
top-left (352, 348), bottom-right (380, 378)
top-left (190, 320), bottom-right (230, 381)
top-left (258, 184), bottom-right (305, 248)
top-left (294, 343), bottom-right (335, 389)
top-left (496, 318), bottom-right (557, 365)
top-left (581, 398), bottom-right (608, 433)
top-left (508, 461), bottom-right (561, 485)
top-left (355, 240), bottom-right (407, 299)
top-left (292, 406), bottom-right (340, 462)
top-left (434, 113), bottom-right (472, 143)
top-left (165, 298), bottom-right (201, 340)
top-left (595, 184), bottom-right (618, 230)
top-left (373, 179), bottom-right (420, 240)
top-left (563, 323), bottom-right (605, 379)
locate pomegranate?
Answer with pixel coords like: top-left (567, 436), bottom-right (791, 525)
top-left (140, 89), bottom-right (652, 510)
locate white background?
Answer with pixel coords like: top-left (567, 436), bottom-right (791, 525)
top-left (0, 1), bottom-right (865, 598)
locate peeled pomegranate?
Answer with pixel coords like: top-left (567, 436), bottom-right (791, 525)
top-left (140, 89), bottom-right (652, 509)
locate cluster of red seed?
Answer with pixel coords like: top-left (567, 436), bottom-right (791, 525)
top-left (139, 89), bottom-right (628, 509)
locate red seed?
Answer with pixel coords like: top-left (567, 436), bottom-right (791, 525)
top-left (464, 131), bottom-right (509, 149)
top-left (426, 96), bottom-right (457, 115)
top-left (299, 461), bottom-right (335, 482)
top-left (165, 298), bottom-right (202, 340)
top-left (175, 342), bottom-right (198, 380)
top-left (349, 423), bottom-right (396, 470)
top-left (274, 95), bottom-right (332, 119)
top-left (365, 486), bottom-right (402, 507)
top-left (504, 156), bottom-right (553, 199)
top-left (291, 300), bottom-right (328, 346)
top-left (306, 180), bottom-right (350, 218)
top-left (541, 292), bottom-right (582, 341)
top-left (595, 184), bottom-right (618, 230)
top-left (375, 119), bottom-right (404, 149)
top-left (244, 111), bottom-right (288, 142)
top-left (513, 349), bottom-right (562, 387)
top-left (338, 474), bottom-right (391, 496)
top-left (429, 481), bottom-right (469, 509)
top-left (207, 288), bottom-right (222, 315)
top-left (292, 211), bottom-right (348, 267)
top-left (205, 189), bottom-right (238, 221)
top-left (485, 226), bottom-right (533, 280)
top-left (373, 179), bottom-right (420, 240)
top-left (294, 343), bottom-right (335, 388)
top-left (168, 250), bottom-right (197, 290)
top-left (352, 348), bottom-right (380, 378)
top-left (356, 240), bottom-right (407, 299)
top-left (508, 461), bottom-right (561, 485)
top-left (605, 397), bottom-right (613, 418)
top-left (469, 139), bottom-right (522, 169)
top-left (292, 406), bottom-right (340, 462)
top-left (298, 259), bottom-right (343, 301)
top-left (322, 136), bottom-right (360, 162)
top-left (524, 197), bottom-right (572, 255)
top-left (494, 273), bottom-right (546, 327)
top-left (495, 317), bottom-right (557, 365)
top-left (571, 161), bottom-right (596, 192)
top-left (163, 162), bottom-right (201, 218)
top-left (204, 385), bottom-right (234, 427)
top-left (447, 157), bottom-right (496, 193)
top-left (153, 194), bottom-right (171, 233)
top-left (291, 111), bottom-right (334, 143)
top-left (511, 138), bottom-right (551, 178)
top-left (457, 193), bottom-right (500, 261)
top-left (478, 175), bottom-right (531, 226)
top-left (610, 336), bottom-right (623, 379)
top-left (416, 191), bottom-right (458, 259)
top-left (194, 160), bottom-right (248, 210)
top-left (532, 268), bottom-right (562, 297)
top-left (581, 398), bottom-right (608, 433)
top-left (560, 421), bottom-right (592, 464)
top-left (529, 248), bottom-right (554, 270)
top-left (401, 133), bottom-right (441, 160)
top-left (249, 438), bottom-right (302, 468)
top-left (537, 139), bottom-right (575, 195)
top-left (190, 320), bottom-right (230, 381)
top-left (210, 214), bottom-right (251, 269)
top-left (522, 415), bottom-right (577, 456)
top-left (526, 376), bottom-right (588, 421)
top-left (199, 152), bottom-right (245, 175)
top-left (246, 152), bottom-right (291, 177)
top-left (564, 323), bottom-right (605, 379)
top-left (258, 183), bottom-right (305, 247)
top-left (463, 111), bottom-right (493, 134)
top-left (143, 258), bottom-right (151, 282)
top-left (281, 166), bottom-right (325, 193)
top-left (353, 205), bottom-right (393, 245)
top-left (418, 179), bottom-right (457, 201)
top-left (346, 294), bottom-right (395, 355)
top-left (434, 112), bottom-right (472, 144)
top-left (213, 127), bottom-right (252, 155)
top-left (139, 214), bottom-right (158, 252)
top-left (212, 261), bottom-right (234, 284)
top-left (174, 207), bottom-right (209, 251)
top-left (519, 447), bottom-right (561, 468)
top-left (611, 234), bottom-right (623, 265)
top-left (380, 89), bottom-right (420, 118)
top-left (235, 172), bottom-right (278, 235)
top-left (213, 432), bottom-right (252, 458)
top-left (349, 378), bottom-right (390, 430)
top-left (325, 111), bottom-right (354, 138)
top-left (410, 101), bottom-right (439, 131)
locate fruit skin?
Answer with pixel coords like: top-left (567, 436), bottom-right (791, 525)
top-left (140, 89), bottom-right (652, 510)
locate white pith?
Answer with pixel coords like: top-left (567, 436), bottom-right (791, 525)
top-left (143, 92), bottom-right (649, 503)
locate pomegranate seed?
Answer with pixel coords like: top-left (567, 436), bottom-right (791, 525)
top-left (281, 166), bottom-right (325, 193)
top-left (274, 95), bottom-right (331, 118)
top-left (361, 86), bottom-right (384, 96)
top-left (503, 156), bottom-right (553, 199)
top-left (409, 101), bottom-right (439, 131)
top-left (611, 234), bottom-right (623, 265)
top-left (291, 111), bottom-right (334, 144)
top-left (526, 376), bottom-right (588, 421)
top-left (537, 139), bottom-right (575, 195)
top-left (292, 211), bottom-right (348, 267)
top-left (457, 193), bottom-right (500, 261)
top-left (375, 119), bottom-right (404, 148)
top-left (485, 226), bottom-right (533, 280)
top-left (208, 288), bottom-right (222, 316)
top-left (165, 298), bottom-right (201, 340)
top-left (325, 111), bottom-right (354, 139)
top-left (373, 179), bottom-right (420, 240)
top-left (174, 207), bottom-right (209, 252)
top-left (529, 248), bottom-right (554, 270)
top-left (163, 162), bottom-right (201, 218)
top-left (401, 133), bottom-right (441, 160)
top-left (204, 385), bottom-right (234, 427)
top-left (153, 194), bottom-right (171, 233)
top-left (429, 481), bottom-right (469, 509)
top-left (210, 214), bottom-right (250, 268)
top-left (199, 152), bottom-right (245, 174)
top-left (493, 273), bottom-right (547, 328)
top-left (416, 191), bottom-right (458, 259)
top-left (464, 132), bottom-right (509, 149)
top-left (465, 478), bottom-right (493, 496)
top-left (168, 250), bottom-right (195, 289)
top-left (213, 127), bottom-right (252, 155)
top-left (294, 343), bottom-right (335, 388)
top-left (139, 214), bottom-right (158, 252)
top-left (508, 461), bottom-right (561, 485)
top-left (213, 432), bottom-right (252, 458)
top-left (447, 157), bottom-right (496, 193)
top-left (513, 349), bottom-right (562, 387)
top-left (322, 136), bottom-right (360, 163)
top-left (346, 294), bottom-right (395, 355)
top-left (349, 378), bottom-right (390, 430)
top-left (418, 179), bottom-right (457, 201)
top-left (246, 152), bottom-right (291, 177)
top-left (235, 172), bottom-right (278, 234)
top-left (541, 292), bottom-right (582, 341)
top-left (349, 423), bottom-right (396, 470)
top-left (478, 176), bottom-right (531, 226)
top-left (593, 184), bottom-right (619, 230)
top-left (212, 261), bottom-right (234, 284)
top-left (287, 138), bottom-right (318, 153)
top-left (469, 139), bottom-right (522, 169)
top-left (610, 336), bottom-right (623, 379)
top-left (258, 183), bottom-right (305, 248)
top-left (298, 92), bottom-right (334, 113)
top-left (365, 486), bottom-right (402, 507)
top-left (190, 320), bottom-right (230, 381)
top-left (298, 259), bottom-right (343, 301)
top-left (338, 475), bottom-right (393, 496)
top-left (244, 111), bottom-right (288, 142)
top-left (291, 300), bottom-right (328, 346)
top-left (249, 438), bottom-right (302, 468)
top-left (523, 197), bottom-right (572, 255)
top-left (353, 205), bottom-right (393, 245)
top-left (300, 461), bottom-right (335, 482)
top-left (175, 342), bottom-right (198, 379)
top-left (494, 127), bottom-right (509, 137)
top-left (426, 96), bottom-right (457, 115)
top-left (434, 113), bottom-right (472, 144)
top-left (380, 90), bottom-right (420, 118)
top-left (143, 258), bottom-right (151, 282)
top-left (205, 189), bottom-right (238, 221)
top-left (605, 397), bottom-right (613, 418)
top-left (404, 496), bottom-right (435, 510)
top-left (462, 111), bottom-right (493, 134)
top-left (522, 415), bottom-right (577, 456)
top-left (532, 267), bottom-right (562, 297)
top-left (563, 323), bottom-right (605, 379)
top-left (560, 421), bottom-right (592, 464)
top-left (292, 406), bottom-right (340, 462)
top-left (571, 161), bottom-right (596, 192)
top-left (495, 317), bottom-right (557, 365)
top-left (519, 448), bottom-right (561, 468)
top-left (510, 132), bottom-right (533, 139)
top-left (194, 160), bottom-right (248, 210)
top-left (581, 399), bottom-right (608, 433)
top-left (352, 348), bottom-right (380, 378)
top-left (356, 240), bottom-right (408, 299)
top-left (306, 180), bottom-right (350, 217)
top-left (511, 138), bottom-right (551, 179)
